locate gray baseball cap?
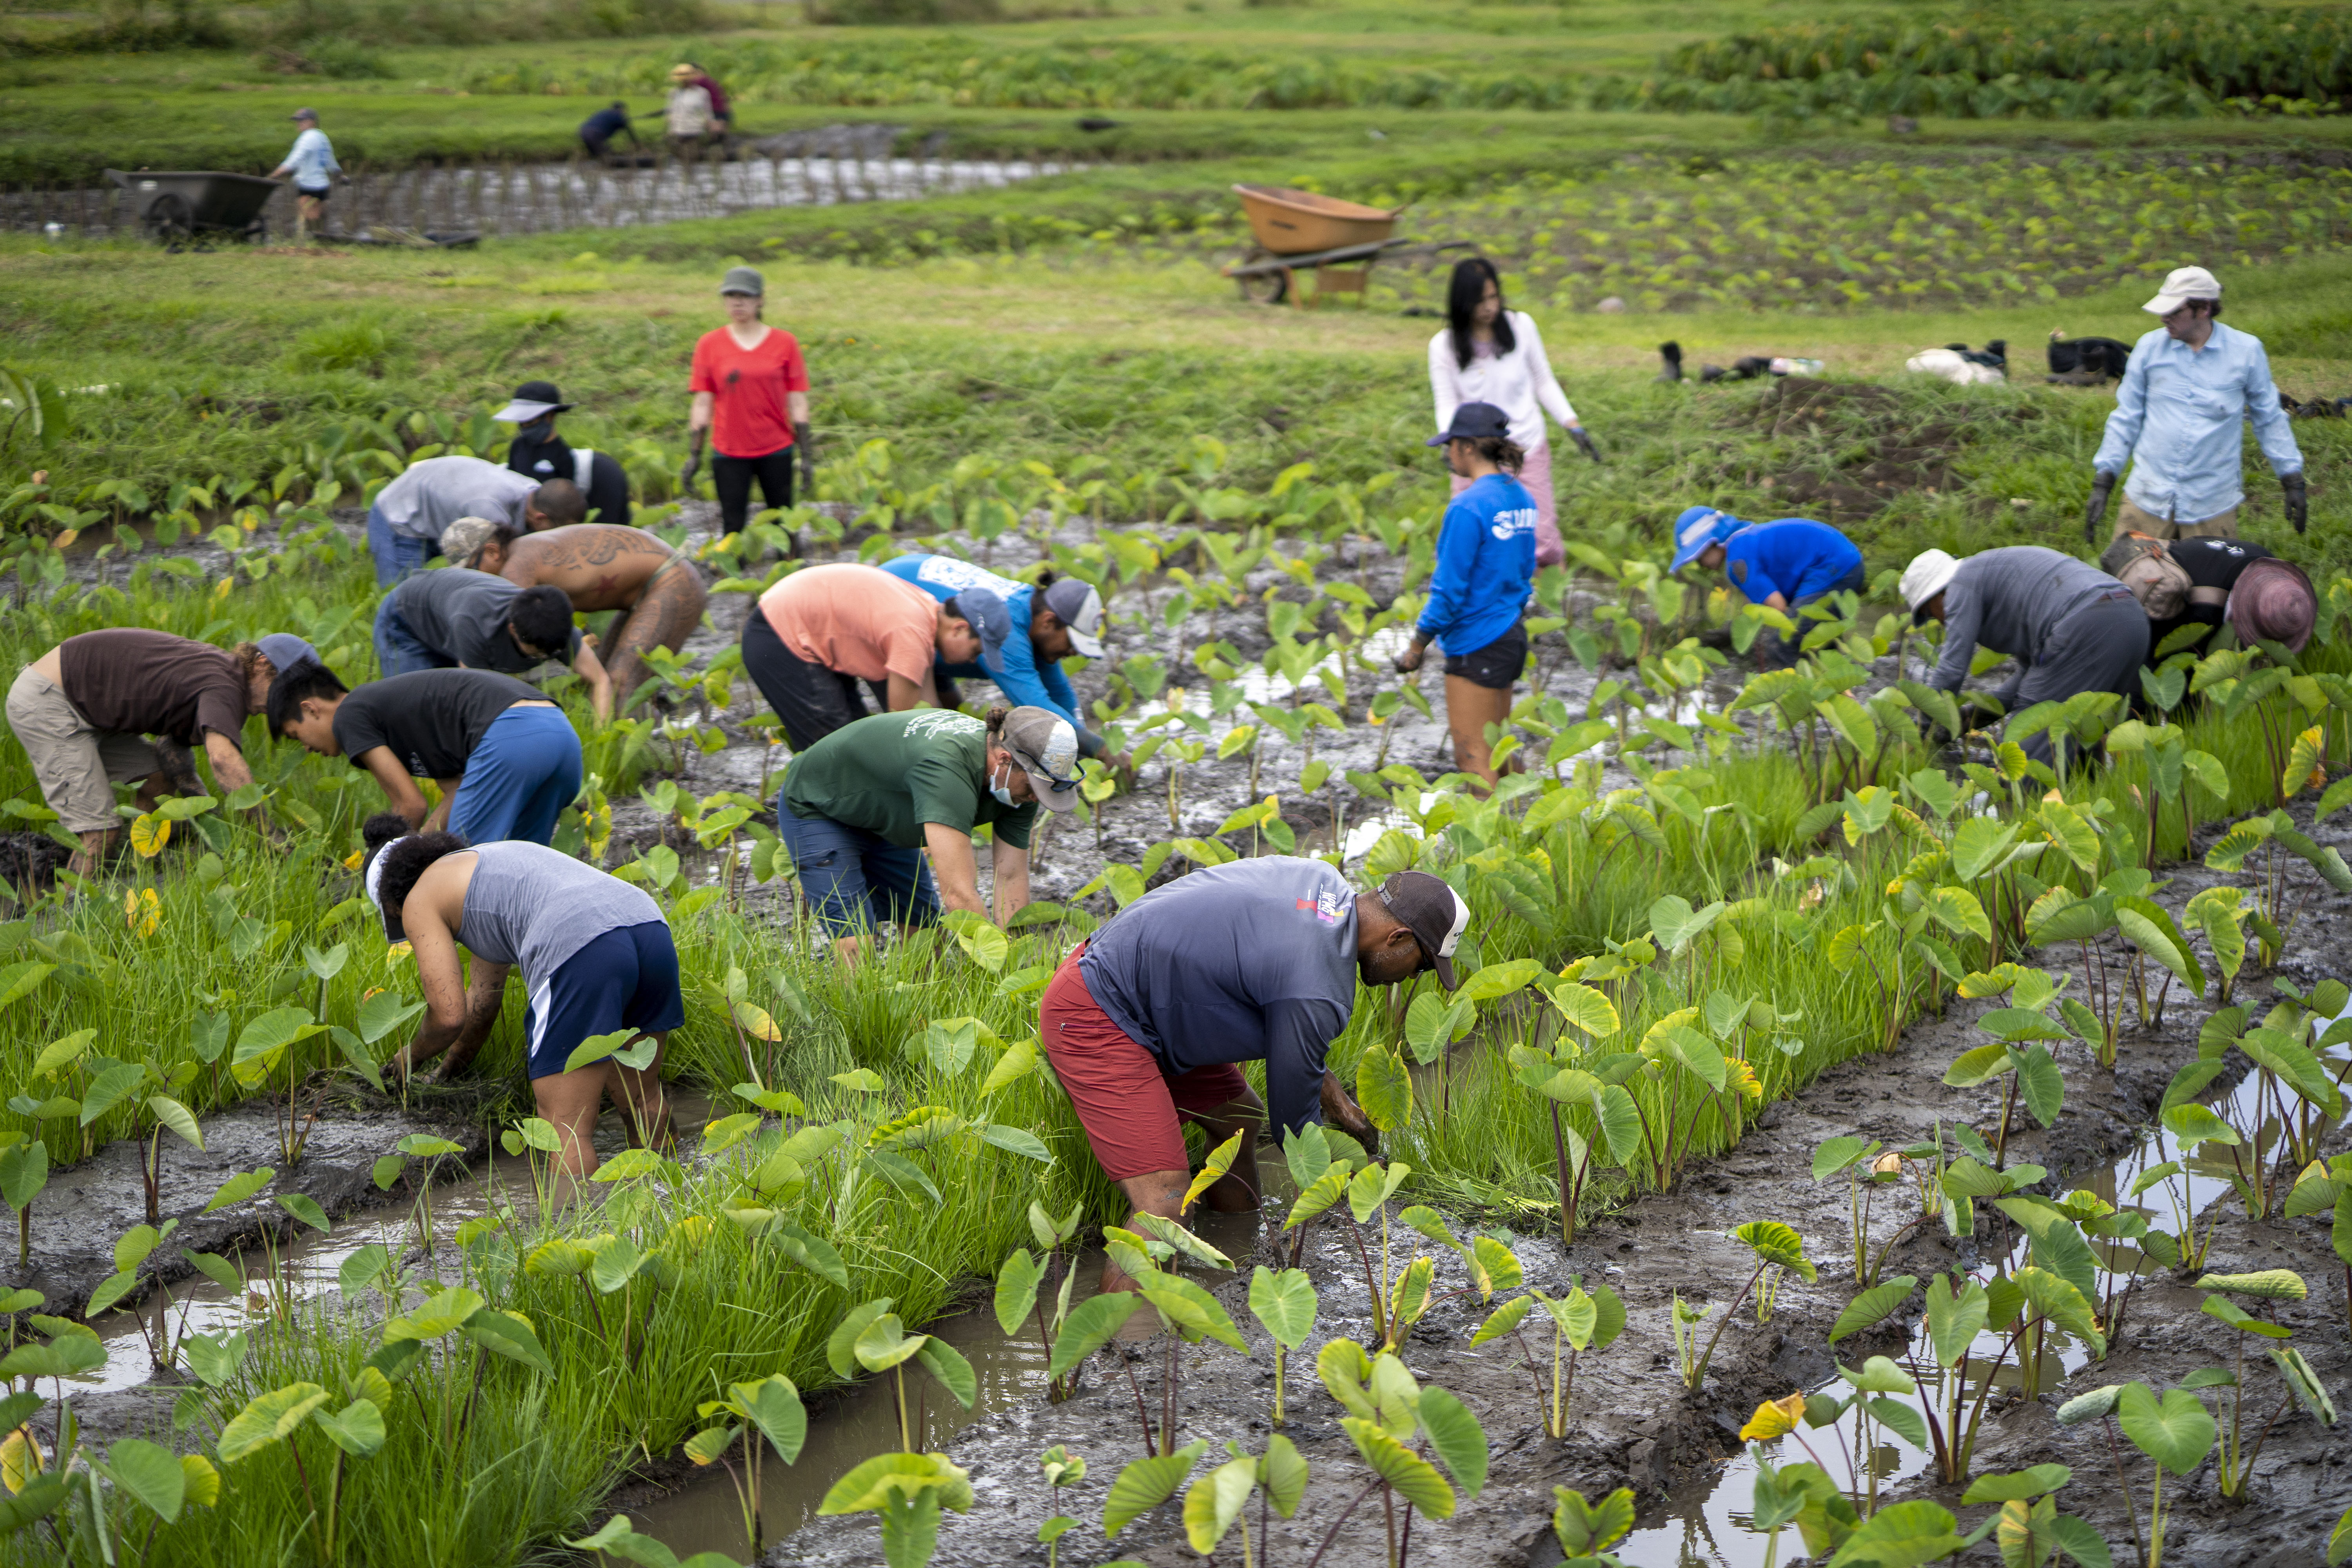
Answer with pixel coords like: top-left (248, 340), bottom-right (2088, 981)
top-left (946, 586), bottom-right (1011, 675)
top-left (290, 107), bottom-right (319, 122)
top-left (1000, 706), bottom-right (1081, 813)
top-left (1040, 577), bottom-right (1106, 659)
top-left (257, 633), bottom-right (320, 671)
top-left (720, 266), bottom-right (764, 297)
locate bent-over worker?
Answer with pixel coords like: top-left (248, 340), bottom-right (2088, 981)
top-left (1040, 860), bottom-right (1467, 1295)
top-left (879, 552), bottom-right (1128, 768)
top-left (6, 630), bottom-right (316, 876)
top-left (777, 705), bottom-right (1071, 963)
top-left (447, 519), bottom-right (706, 709)
top-left (577, 102), bottom-right (642, 163)
top-left (270, 665), bottom-right (583, 847)
top-left (363, 817), bottom-right (676, 1198)
top-left (2100, 534), bottom-right (2311, 661)
top-left (368, 454), bottom-right (586, 587)
top-left (743, 562), bottom-right (1006, 752)
top-left (373, 564), bottom-right (614, 725)
top-left (2085, 265), bottom-right (2305, 543)
top-left (1670, 508), bottom-right (1865, 669)
top-left (1902, 546), bottom-right (2149, 768)
top-left (495, 381), bottom-right (633, 528)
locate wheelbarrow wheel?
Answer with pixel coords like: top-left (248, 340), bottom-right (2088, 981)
top-left (1238, 267), bottom-right (1289, 305)
top-left (143, 192), bottom-right (193, 248)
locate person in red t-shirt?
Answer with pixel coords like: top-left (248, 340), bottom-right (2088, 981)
top-left (682, 266), bottom-right (813, 539)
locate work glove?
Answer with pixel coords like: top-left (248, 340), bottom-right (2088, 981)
top-left (2283, 471), bottom-right (2308, 535)
top-left (678, 449), bottom-right (702, 494)
top-left (1568, 426), bottom-right (1602, 465)
top-left (795, 421), bottom-right (818, 496)
top-left (2083, 470), bottom-right (2118, 544)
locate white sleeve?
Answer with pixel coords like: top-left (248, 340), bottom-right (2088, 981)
top-left (1516, 313), bottom-right (1578, 429)
top-left (1428, 329), bottom-right (1462, 436)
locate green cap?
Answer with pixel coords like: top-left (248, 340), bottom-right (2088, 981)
top-left (720, 266), bottom-right (764, 297)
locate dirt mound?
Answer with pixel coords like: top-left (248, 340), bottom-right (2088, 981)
top-left (1740, 379), bottom-right (1969, 523)
top-left (0, 832), bottom-right (67, 897)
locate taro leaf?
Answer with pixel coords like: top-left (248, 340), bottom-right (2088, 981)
top-left (1183, 1455), bottom-right (1256, 1554)
top-left (2016, 1267), bottom-right (2105, 1358)
top-left (1978, 1008), bottom-right (2071, 1043)
top-left (1416, 1386), bottom-right (1488, 1499)
top-left (0, 1474), bottom-right (67, 1534)
top-left (1548, 982), bottom-right (1620, 1038)
top-left (1049, 1291), bottom-right (1142, 1382)
top-left (1261, 1433), bottom-right (1309, 1519)
top-left (1247, 1267), bottom-right (1318, 1350)
top-left (1470, 1294), bottom-right (1535, 1347)
top-left (736, 1374), bottom-right (808, 1465)
top-left (148, 1096), bottom-right (203, 1151)
top-left (0, 1334), bottom-right (103, 1382)
top-left (826, 1298), bottom-right (897, 1381)
top-left (1829, 1276), bottom-right (1918, 1345)
top-left (993, 1249), bottom-right (1045, 1337)
top-left (2117, 1384), bottom-right (2215, 1475)
top-left (1355, 1046), bottom-right (1412, 1134)
top-left (1944, 1042), bottom-right (2017, 1089)
top-left (2193, 1269), bottom-right (2308, 1301)
top-left (1475, 1235), bottom-right (1524, 1294)
top-left (84, 1270), bottom-right (139, 1318)
top-left (202, 1167), bottom-right (274, 1214)
top-left (852, 1314), bottom-right (927, 1374)
top-left (2161, 1060), bottom-right (2226, 1114)
top-left (1648, 894), bottom-right (1721, 955)
top-left (2162, 1102), bottom-right (2241, 1147)
top-left (276, 1194), bottom-right (330, 1234)
top-left (1139, 1274), bottom-right (1247, 1352)
top-left (102, 1437), bottom-right (186, 1523)
top-left (1340, 1418), bottom-right (1455, 1519)
top-left (2016, 1045), bottom-right (2064, 1127)
top-left (1867, 1396), bottom-right (1930, 1450)
top-left (184, 1251), bottom-right (245, 1292)
top-left (1553, 1486), bottom-right (1635, 1554)
top-left (462, 1310), bottom-right (554, 1376)
top-left (1962, 1463), bottom-right (2074, 1504)
top-left (1283, 1123), bottom-right (1332, 1191)
top-left (2027, 1220), bottom-right (2100, 1306)
top-left (217, 1382), bottom-right (332, 1462)
top-left (1812, 1137), bottom-right (1882, 1181)
top-left (2056, 1384), bottom-right (2129, 1427)
top-left (1588, 1282), bottom-right (1627, 1350)
top-left (312, 1399), bottom-right (385, 1458)
top-left (383, 1286), bottom-right (485, 1343)
top-left (768, 1221), bottom-right (848, 1289)
top-left (1181, 1131), bottom-right (1247, 1215)
top-left (1285, 1167), bottom-right (1350, 1230)
top-left (337, 1245), bottom-right (389, 1298)
top-left (1824, 1498), bottom-right (1962, 1566)
top-left (916, 1336), bottom-right (977, 1409)
top-left (2269, 1347), bottom-right (2338, 1425)
top-left (864, 1150), bottom-right (943, 1205)
top-left (1925, 1276), bottom-right (1990, 1368)
top-left (1732, 1220), bottom-right (1815, 1281)
top-left (1102, 1439), bottom-right (1209, 1537)
top-left (2114, 897), bottom-right (2206, 999)
top-left (1347, 1161), bottom-right (1411, 1226)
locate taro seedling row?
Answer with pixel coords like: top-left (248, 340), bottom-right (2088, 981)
top-left (2, 430), bottom-right (2350, 1563)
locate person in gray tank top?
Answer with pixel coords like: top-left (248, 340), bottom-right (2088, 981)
top-left (359, 814), bottom-right (682, 1200)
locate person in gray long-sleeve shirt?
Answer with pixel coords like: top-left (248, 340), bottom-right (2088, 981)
top-left (1900, 545), bottom-right (2148, 768)
top-left (1037, 857), bottom-right (1473, 1294)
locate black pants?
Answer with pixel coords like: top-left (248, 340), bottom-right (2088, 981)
top-left (713, 448), bottom-right (795, 536)
top-left (741, 608), bottom-right (884, 753)
top-left (1753, 561), bottom-right (1869, 670)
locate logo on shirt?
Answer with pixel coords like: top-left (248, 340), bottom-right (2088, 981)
top-left (916, 556), bottom-right (1020, 597)
top-left (1490, 508), bottom-right (1538, 541)
top-left (1296, 890), bottom-right (1348, 925)
top-left (904, 710), bottom-right (985, 739)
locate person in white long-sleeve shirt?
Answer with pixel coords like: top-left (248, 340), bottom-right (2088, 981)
top-left (1426, 258), bottom-right (1597, 568)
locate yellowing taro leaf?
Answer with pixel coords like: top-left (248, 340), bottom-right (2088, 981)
top-left (128, 814), bottom-right (169, 858)
top-left (1739, 1393), bottom-right (1807, 1442)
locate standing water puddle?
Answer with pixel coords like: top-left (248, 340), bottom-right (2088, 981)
top-left (1614, 1042), bottom-right (2345, 1567)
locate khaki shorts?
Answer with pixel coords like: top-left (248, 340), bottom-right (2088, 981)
top-left (2114, 496), bottom-right (2238, 541)
top-left (4, 668), bottom-right (162, 834)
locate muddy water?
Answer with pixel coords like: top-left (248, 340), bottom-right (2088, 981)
top-left (1613, 1044), bottom-right (2345, 1568)
top-left (630, 1196), bottom-right (1275, 1559)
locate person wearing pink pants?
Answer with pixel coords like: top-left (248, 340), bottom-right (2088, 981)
top-left (1428, 257), bottom-right (1599, 568)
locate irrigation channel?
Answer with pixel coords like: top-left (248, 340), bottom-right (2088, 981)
top-left (2, 132), bottom-right (1064, 240)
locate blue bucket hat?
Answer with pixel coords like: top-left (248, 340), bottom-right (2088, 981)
top-left (1669, 506), bottom-right (1745, 573)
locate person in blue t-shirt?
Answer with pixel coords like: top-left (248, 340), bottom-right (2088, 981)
top-left (878, 552), bottom-right (1131, 770)
top-left (1394, 402), bottom-right (1538, 788)
top-left (1670, 508), bottom-right (1865, 669)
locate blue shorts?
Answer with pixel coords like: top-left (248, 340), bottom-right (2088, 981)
top-left (776, 796), bottom-right (940, 938)
top-left (524, 920), bottom-right (684, 1080)
top-left (446, 704), bottom-right (582, 847)
top-left (367, 503), bottom-right (436, 589)
top-left (372, 597), bottom-right (454, 679)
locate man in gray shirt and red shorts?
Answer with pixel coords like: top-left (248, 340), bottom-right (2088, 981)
top-left (1039, 857), bottom-right (1471, 1294)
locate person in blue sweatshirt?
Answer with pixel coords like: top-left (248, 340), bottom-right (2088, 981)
top-left (1394, 401), bottom-right (1538, 788)
top-left (1670, 508), bottom-right (1865, 669)
top-left (879, 552), bottom-right (1131, 770)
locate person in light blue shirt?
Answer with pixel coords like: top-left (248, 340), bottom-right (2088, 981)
top-left (2087, 265), bottom-right (2303, 543)
top-left (1394, 401), bottom-right (1537, 789)
top-left (878, 552), bottom-right (1129, 768)
top-left (1670, 508), bottom-right (1865, 669)
top-left (267, 107), bottom-right (340, 240)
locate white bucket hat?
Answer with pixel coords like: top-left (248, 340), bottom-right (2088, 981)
top-left (2143, 265), bottom-right (2221, 316)
top-left (1901, 549), bottom-right (1961, 622)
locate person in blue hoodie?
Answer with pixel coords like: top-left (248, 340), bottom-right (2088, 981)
top-left (878, 552), bottom-right (1131, 770)
top-left (1394, 401), bottom-right (1538, 789)
top-left (1669, 508), bottom-right (1864, 669)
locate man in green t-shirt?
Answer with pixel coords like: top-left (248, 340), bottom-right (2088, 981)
top-left (778, 703), bottom-right (1078, 962)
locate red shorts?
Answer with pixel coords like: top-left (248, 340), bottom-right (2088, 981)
top-left (1039, 943), bottom-right (1249, 1181)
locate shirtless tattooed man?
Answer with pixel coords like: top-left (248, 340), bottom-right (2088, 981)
top-left (452, 522), bottom-right (709, 706)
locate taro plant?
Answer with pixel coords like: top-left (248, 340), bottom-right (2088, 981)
top-left (1679, 1222), bottom-right (1815, 1392)
top-left (1315, 1339), bottom-right (1488, 1568)
top-left (1246, 1265), bottom-right (1318, 1427)
top-left (1035, 1445), bottom-right (1087, 1567)
top-left (1899, 1266), bottom-right (2106, 1485)
top-left (992, 1199), bottom-right (1089, 1401)
top-left (1548, 1486), bottom-right (1636, 1568)
top-left (685, 1372), bottom-right (808, 1557)
top-left (1811, 1136), bottom-right (1921, 1288)
top-left (828, 1298), bottom-right (978, 1456)
top-left (1179, 1435), bottom-right (1309, 1568)
top-left (2189, 1269), bottom-right (2336, 1499)
top-left (567, 1515), bottom-right (745, 1568)
top-left (1517, 1278), bottom-right (1626, 1439)
top-left (1955, 1464), bottom-right (2108, 1568)
top-left (1095, 1222), bottom-right (1248, 1457)
top-left (2108, 1381), bottom-right (2217, 1568)
top-left (0, 1136), bottom-right (47, 1266)
top-left (217, 1371), bottom-right (392, 1564)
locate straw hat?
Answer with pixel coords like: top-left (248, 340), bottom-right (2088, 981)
top-left (2227, 557), bottom-right (2316, 654)
top-left (669, 64), bottom-right (698, 80)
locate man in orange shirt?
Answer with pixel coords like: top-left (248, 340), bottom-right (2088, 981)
top-left (742, 563), bottom-right (1013, 750)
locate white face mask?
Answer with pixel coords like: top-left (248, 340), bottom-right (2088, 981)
top-left (989, 762), bottom-right (1017, 808)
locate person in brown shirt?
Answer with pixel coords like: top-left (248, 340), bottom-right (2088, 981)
top-left (443, 519), bottom-right (707, 707)
top-left (5, 630), bottom-right (317, 875)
